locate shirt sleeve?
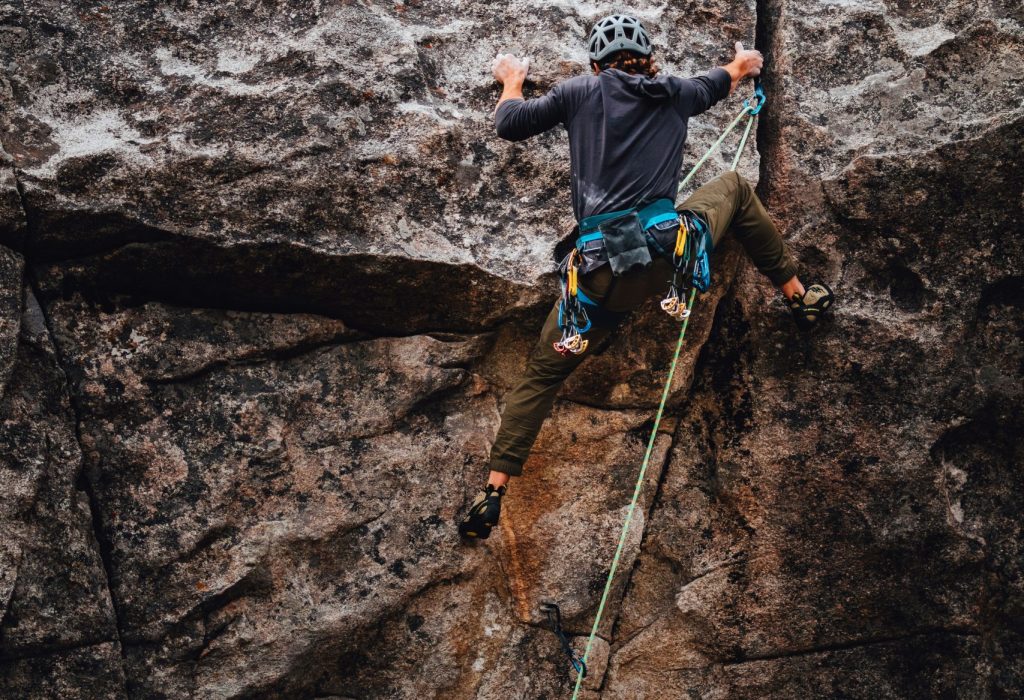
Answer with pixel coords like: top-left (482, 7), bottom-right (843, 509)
top-left (673, 67), bottom-right (732, 118)
top-left (494, 83), bottom-right (567, 141)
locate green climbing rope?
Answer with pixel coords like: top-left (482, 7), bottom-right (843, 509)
top-left (676, 102), bottom-right (754, 194)
top-left (730, 115), bottom-right (757, 172)
top-left (569, 81), bottom-right (764, 699)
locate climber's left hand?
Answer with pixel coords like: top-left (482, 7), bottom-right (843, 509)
top-left (492, 53), bottom-right (530, 86)
top-left (723, 42), bottom-right (764, 93)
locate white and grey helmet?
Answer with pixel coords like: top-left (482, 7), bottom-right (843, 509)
top-left (588, 14), bottom-right (653, 62)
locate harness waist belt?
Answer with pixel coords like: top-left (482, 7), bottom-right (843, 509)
top-left (574, 200), bottom-right (695, 276)
top-left (577, 198), bottom-right (678, 244)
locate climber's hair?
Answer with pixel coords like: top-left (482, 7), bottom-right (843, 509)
top-left (591, 50), bottom-right (658, 77)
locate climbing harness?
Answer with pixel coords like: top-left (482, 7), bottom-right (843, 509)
top-left (551, 81), bottom-right (764, 361)
top-left (541, 602), bottom-right (588, 679)
top-left (559, 80), bottom-right (767, 699)
top-left (553, 198), bottom-right (681, 356)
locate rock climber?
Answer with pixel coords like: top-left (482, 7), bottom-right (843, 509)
top-left (459, 14), bottom-right (834, 539)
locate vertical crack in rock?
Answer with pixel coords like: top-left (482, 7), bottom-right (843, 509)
top-left (753, 0), bottom-right (781, 207)
top-left (0, 169), bottom-right (28, 638)
top-left (598, 420), bottom-right (680, 689)
top-left (599, 304), bottom-right (736, 691)
top-left (13, 175), bottom-right (131, 696)
top-left (0, 550), bottom-right (20, 637)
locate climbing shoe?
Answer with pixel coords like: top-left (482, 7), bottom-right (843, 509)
top-left (790, 283), bottom-right (835, 331)
top-left (458, 484), bottom-right (506, 540)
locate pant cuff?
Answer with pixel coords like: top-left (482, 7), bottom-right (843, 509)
top-left (766, 260), bottom-right (799, 288)
top-left (488, 457), bottom-right (524, 477)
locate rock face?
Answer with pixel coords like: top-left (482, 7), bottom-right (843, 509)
top-left (0, 0), bottom-right (1021, 698)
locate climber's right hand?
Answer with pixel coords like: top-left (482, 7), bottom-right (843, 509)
top-left (492, 53), bottom-right (530, 86)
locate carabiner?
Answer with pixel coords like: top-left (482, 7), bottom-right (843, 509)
top-left (673, 217), bottom-right (688, 260)
top-left (567, 250), bottom-right (579, 296)
top-left (744, 78), bottom-right (766, 115)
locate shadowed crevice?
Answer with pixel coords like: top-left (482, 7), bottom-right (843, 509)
top-left (753, 0), bottom-right (781, 206)
top-left (0, 636), bottom-right (121, 664)
top-left (14, 172), bottom-right (132, 698)
top-left (21, 205), bottom-right (550, 337)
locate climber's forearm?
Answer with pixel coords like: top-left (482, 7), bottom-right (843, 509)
top-left (722, 61), bottom-right (745, 94)
top-left (493, 53), bottom-right (529, 108)
top-left (497, 80), bottom-right (525, 107)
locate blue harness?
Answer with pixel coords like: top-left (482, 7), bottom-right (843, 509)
top-left (552, 199), bottom-right (713, 356)
top-left (572, 198), bottom-right (712, 290)
top-left (576, 198), bottom-right (680, 247)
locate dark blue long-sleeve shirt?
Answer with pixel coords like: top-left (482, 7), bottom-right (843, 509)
top-left (495, 67), bottom-right (731, 222)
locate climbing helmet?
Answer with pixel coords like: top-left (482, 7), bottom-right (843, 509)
top-left (588, 14), bottom-right (653, 62)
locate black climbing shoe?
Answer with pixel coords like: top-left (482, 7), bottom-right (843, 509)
top-left (459, 484), bottom-right (506, 540)
top-left (790, 283), bottom-right (835, 331)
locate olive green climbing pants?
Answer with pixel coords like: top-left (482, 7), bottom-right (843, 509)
top-left (489, 171), bottom-right (798, 476)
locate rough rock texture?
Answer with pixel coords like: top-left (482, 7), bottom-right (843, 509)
top-left (0, 270), bottom-right (127, 699)
top-left (604, 1), bottom-right (1024, 697)
top-left (0, 0), bottom-right (1021, 698)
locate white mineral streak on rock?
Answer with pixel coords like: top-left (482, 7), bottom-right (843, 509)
top-left (215, 47), bottom-right (263, 75)
top-left (396, 101), bottom-right (460, 127)
top-left (21, 89), bottom-right (150, 177)
top-left (155, 47), bottom-right (273, 96)
top-left (887, 21), bottom-right (956, 57)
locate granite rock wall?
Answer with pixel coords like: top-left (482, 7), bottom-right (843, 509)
top-left (0, 0), bottom-right (1021, 697)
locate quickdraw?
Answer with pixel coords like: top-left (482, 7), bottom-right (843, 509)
top-left (660, 213), bottom-right (691, 320)
top-left (540, 602), bottom-right (587, 680)
top-left (660, 211), bottom-right (712, 320)
top-left (553, 248), bottom-right (590, 356)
